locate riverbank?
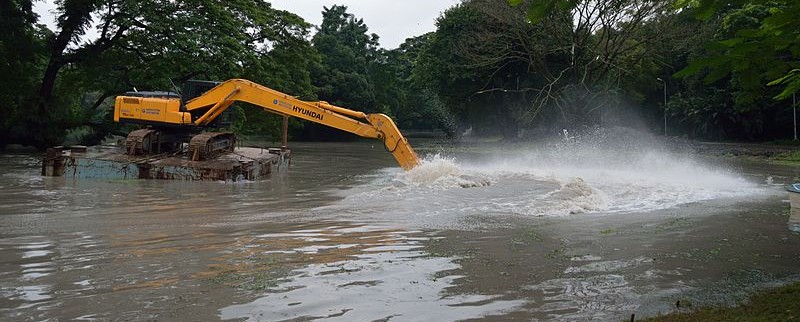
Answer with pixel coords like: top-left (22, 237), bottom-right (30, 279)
top-left (642, 281), bottom-right (800, 321)
top-left (687, 141), bottom-right (800, 165)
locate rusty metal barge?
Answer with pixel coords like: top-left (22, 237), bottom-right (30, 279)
top-left (42, 145), bottom-right (290, 181)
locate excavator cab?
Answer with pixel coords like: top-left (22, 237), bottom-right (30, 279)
top-left (181, 80), bottom-right (220, 109)
top-left (181, 80), bottom-right (234, 128)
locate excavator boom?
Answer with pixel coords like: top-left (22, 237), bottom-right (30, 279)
top-left (183, 79), bottom-right (420, 170)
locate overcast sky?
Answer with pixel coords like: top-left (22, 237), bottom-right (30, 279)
top-left (271, 1), bottom-right (459, 48)
top-left (33, 0), bottom-right (460, 49)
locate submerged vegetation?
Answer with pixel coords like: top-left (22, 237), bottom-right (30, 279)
top-left (773, 151), bottom-right (800, 166)
top-left (642, 281), bottom-right (800, 322)
top-left (1, 0), bottom-right (799, 148)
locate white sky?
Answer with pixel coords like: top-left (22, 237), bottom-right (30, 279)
top-left (33, 0), bottom-right (460, 49)
top-left (270, 0), bottom-right (460, 48)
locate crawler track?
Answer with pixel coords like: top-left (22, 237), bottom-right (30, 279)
top-left (125, 129), bottom-right (159, 156)
top-left (188, 132), bottom-right (236, 161)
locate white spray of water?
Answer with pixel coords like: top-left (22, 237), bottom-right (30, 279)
top-left (333, 129), bottom-right (769, 220)
top-left (537, 178), bottom-right (610, 215)
top-left (397, 155), bottom-right (464, 186)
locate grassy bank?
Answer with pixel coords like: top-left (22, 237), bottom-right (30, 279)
top-left (642, 282), bottom-right (800, 321)
top-left (774, 151), bottom-right (800, 166)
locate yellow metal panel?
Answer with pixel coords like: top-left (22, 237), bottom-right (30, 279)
top-left (367, 114), bottom-right (421, 170)
top-left (185, 79), bottom-right (382, 139)
top-left (137, 98), bottom-right (167, 122)
top-left (115, 96), bottom-right (141, 121)
top-left (184, 79), bottom-right (421, 169)
top-left (162, 100), bottom-right (187, 124)
top-left (114, 96), bottom-right (185, 125)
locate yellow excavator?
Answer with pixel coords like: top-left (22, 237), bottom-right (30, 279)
top-left (113, 79), bottom-right (419, 170)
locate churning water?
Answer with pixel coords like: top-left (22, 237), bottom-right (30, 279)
top-left (328, 131), bottom-right (768, 227)
top-left (1, 135), bottom-right (793, 322)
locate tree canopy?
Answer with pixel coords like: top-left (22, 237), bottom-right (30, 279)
top-left (1, 0), bottom-right (797, 149)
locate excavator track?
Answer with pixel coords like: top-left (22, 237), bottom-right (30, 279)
top-left (125, 129), bottom-right (159, 156)
top-left (188, 132), bottom-right (236, 161)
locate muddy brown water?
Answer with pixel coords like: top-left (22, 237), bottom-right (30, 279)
top-left (1, 141), bottom-right (799, 321)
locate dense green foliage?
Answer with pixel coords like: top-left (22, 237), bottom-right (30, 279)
top-left (423, 0), bottom-right (680, 137)
top-left (506, 0), bottom-right (800, 140)
top-left (303, 5), bottom-right (452, 140)
top-left (1, 0), bottom-right (322, 147)
top-left (1, 0), bottom-right (49, 148)
top-left (669, 0), bottom-right (800, 139)
top-left (1, 0), bottom-right (798, 149)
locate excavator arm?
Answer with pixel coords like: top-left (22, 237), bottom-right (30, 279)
top-left (184, 79), bottom-right (420, 170)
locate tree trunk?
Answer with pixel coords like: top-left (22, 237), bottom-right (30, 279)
top-left (37, 61), bottom-right (62, 113)
top-left (32, 54), bottom-right (67, 148)
top-left (31, 1), bottom-right (95, 148)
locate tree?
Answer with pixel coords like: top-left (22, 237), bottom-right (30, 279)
top-left (676, 1), bottom-right (800, 101)
top-left (311, 5), bottom-right (380, 112)
top-left (415, 3), bottom-right (487, 129)
top-left (514, 0), bottom-right (677, 128)
top-left (513, 0), bottom-right (800, 101)
top-left (416, 2), bottom-right (539, 138)
top-left (301, 5), bottom-right (382, 140)
top-left (9, 0), bottom-right (316, 148)
top-left (418, 0), bottom-right (679, 139)
top-left (655, 2), bottom-right (795, 140)
top-left (0, 0), bottom-right (48, 148)
top-left (389, 34), bottom-right (455, 133)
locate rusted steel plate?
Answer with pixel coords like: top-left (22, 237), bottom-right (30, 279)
top-left (42, 146), bottom-right (290, 181)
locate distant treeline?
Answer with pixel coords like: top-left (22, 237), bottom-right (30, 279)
top-left (1, 0), bottom-right (798, 149)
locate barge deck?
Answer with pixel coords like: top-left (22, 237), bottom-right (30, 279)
top-left (42, 145), bottom-right (290, 181)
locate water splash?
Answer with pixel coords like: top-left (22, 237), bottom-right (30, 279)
top-left (532, 178), bottom-right (610, 216)
top-left (332, 129), bottom-right (769, 222)
top-left (395, 154), bottom-right (490, 189)
top-left (474, 130), bottom-right (766, 213)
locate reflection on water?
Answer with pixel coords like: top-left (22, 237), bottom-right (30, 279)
top-left (0, 140), bottom-right (798, 321)
top-left (219, 225), bottom-right (523, 321)
top-left (524, 256), bottom-right (690, 321)
top-left (789, 191), bottom-right (800, 233)
top-left (0, 232), bottom-right (109, 320)
top-left (0, 150), bottom-right (521, 321)
top-left (0, 220), bottom-right (520, 321)
top-left (790, 207), bottom-right (800, 233)
top-left (527, 274), bottom-right (639, 320)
